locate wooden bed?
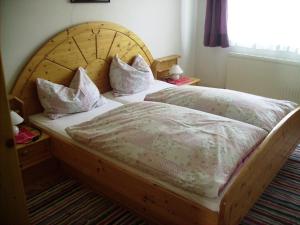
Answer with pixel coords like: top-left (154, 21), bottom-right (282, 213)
top-left (11, 22), bottom-right (300, 225)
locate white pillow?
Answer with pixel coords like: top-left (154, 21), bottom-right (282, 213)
top-left (37, 67), bottom-right (105, 119)
top-left (109, 54), bottom-right (154, 96)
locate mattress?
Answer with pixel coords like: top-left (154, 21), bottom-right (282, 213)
top-left (29, 99), bottom-right (229, 212)
top-left (103, 80), bottom-right (174, 104)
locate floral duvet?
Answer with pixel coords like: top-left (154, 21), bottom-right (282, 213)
top-left (145, 86), bottom-right (298, 132)
top-left (66, 102), bottom-right (267, 198)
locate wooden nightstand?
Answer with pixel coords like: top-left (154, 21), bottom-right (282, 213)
top-left (8, 96), bottom-right (61, 194)
top-left (16, 126), bottom-right (52, 170)
top-left (9, 95), bottom-right (52, 170)
top-left (152, 55), bottom-right (181, 80)
top-left (151, 55), bottom-right (201, 86)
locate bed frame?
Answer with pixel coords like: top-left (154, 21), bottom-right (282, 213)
top-left (11, 22), bottom-right (300, 225)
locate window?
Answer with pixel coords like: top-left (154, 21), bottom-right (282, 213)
top-left (228, 0), bottom-right (300, 59)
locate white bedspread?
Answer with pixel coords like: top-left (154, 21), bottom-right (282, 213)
top-left (145, 86), bottom-right (298, 132)
top-left (66, 102), bottom-right (267, 198)
top-left (29, 98), bottom-right (263, 212)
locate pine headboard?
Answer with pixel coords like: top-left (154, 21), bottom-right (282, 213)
top-left (11, 21), bottom-right (154, 117)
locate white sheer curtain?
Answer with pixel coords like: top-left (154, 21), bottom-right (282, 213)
top-left (228, 0), bottom-right (300, 57)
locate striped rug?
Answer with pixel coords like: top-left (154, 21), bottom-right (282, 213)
top-left (27, 145), bottom-right (300, 225)
top-left (241, 145), bottom-right (300, 225)
top-left (27, 180), bottom-right (147, 225)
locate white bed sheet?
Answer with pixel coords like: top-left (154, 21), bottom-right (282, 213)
top-left (30, 99), bottom-right (123, 138)
top-left (103, 80), bottom-right (174, 104)
top-left (29, 98), bottom-right (222, 212)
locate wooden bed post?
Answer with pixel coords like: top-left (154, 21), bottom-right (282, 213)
top-left (220, 107), bottom-right (300, 225)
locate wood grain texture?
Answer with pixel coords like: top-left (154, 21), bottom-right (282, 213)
top-left (0, 54), bottom-right (29, 224)
top-left (96, 29), bottom-right (116, 60)
top-left (48, 108), bottom-right (300, 225)
top-left (11, 22), bottom-right (154, 118)
top-left (9, 21), bottom-right (300, 225)
top-left (151, 55), bottom-right (180, 79)
top-left (17, 132), bottom-right (51, 171)
top-left (50, 134), bottom-right (219, 225)
top-left (8, 95), bottom-right (25, 118)
top-left (219, 107), bottom-right (300, 225)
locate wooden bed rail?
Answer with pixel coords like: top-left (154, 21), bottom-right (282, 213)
top-left (220, 107), bottom-right (300, 225)
top-left (51, 135), bottom-right (219, 225)
top-left (49, 107), bottom-right (300, 225)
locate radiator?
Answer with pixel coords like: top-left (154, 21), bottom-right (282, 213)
top-left (225, 53), bottom-right (300, 104)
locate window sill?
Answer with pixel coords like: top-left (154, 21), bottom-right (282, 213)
top-left (228, 51), bottom-right (300, 67)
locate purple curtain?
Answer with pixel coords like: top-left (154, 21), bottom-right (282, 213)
top-left (204, 0), bottom-right (229, 48)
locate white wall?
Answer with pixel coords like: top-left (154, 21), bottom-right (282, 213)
top-left (1, 0), bottom-right (181, 90)
top-left (194, 0), bottom-right (230, 88)
top-left (194, 0), bottom-right (300, 93)
top-left (3, 0), bottom-right (298, 95)
top-left (180, 0), bottom-right (198, 76)
top-left (226, 54), bottom-right (300, 103)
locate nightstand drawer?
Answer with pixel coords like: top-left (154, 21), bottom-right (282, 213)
top-left (18, 138), bottom-right (51, 170)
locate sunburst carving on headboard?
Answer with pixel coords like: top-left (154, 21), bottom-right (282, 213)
top-left (11, 22), bottom-right (154, 117)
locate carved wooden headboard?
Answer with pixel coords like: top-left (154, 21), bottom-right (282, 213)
top-left (11, 22), bottom-right (154, 117)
